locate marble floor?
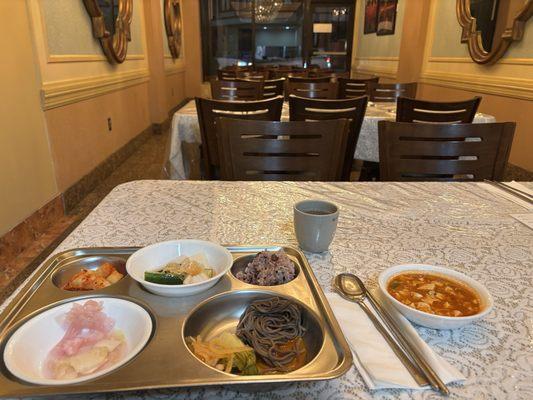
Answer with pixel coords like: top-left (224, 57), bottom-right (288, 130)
top-left (1, 127), bottom-right (532, 303)
top-left (0, 131), bottom-right (169, 303)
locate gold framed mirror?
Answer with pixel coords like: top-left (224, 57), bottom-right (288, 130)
top-left (83, 0), bottom-right (133, 64)
top-left (164, 0), bottom-right (183, 59)
top-left (456, 0), bottom-right (533, 65)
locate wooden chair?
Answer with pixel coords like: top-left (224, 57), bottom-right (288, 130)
top-left (236, 77), bottom-right (285, 99)
top-left (288, 95), bottom-right (368, 181)
top-left (378, 121), bottom-right (515, 181)
top-left (396, 97), bottom-right (482, 123)
top-left (217, 118), bottom-right (350, 181)
top-left (368, 82), bottom-right (417, 102)
top-left (286, 81), bottom-right (338, 99)
top-left (195, 96), bottom-right (284, 179)
top-left (288, 76), bottom-right (332, 83)
top-left (210, 80), bottom-right (264, 101)
top-left (338, 77), bottom-right (379, 99)
top-left (217, 66), bottom-right (250, 80)
top-left (237, 70), bottom-right (268, 80)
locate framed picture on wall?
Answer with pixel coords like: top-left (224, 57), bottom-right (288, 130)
top-left (364, 0), bottom-right (378, 34)
top-left (377, 0), bottom-right (398, 36)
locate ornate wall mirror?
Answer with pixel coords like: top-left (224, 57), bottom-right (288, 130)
top-left (83, 0), bottom-right (133, 64)
top-left (457, 0), bottom-right (533, 64)
top-left (164, 0), bottom-right (183, 59)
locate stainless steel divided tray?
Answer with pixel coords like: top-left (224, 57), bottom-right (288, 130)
top-left (0, 245), bottom-right (352, 397)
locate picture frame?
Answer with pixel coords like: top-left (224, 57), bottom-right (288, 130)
top-left (377, 0), bottom-right (398, 36)
top-left (364, 0), bottom-right (378, 34)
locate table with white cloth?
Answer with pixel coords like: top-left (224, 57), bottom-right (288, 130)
top-left (168, 100), bottom-right (496, 179)
top-left (3, 180), bottom-right (531, 399)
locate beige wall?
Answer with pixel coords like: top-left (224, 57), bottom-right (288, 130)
top-left (1, 0), bottom-right (193, 234)
top-left (0, 1), bottom-right (58, 236)
top-left (419, 0), bottom-right (533, 171)
top-left (352, 0), bottom-right (533, 171)
top-left (352, 0), bottom-right (406, 79)
top-left (45, 83), bottom-right (151, 190)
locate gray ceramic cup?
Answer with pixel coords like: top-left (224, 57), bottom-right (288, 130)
top-left (293, 200), bottom-right (339, 253)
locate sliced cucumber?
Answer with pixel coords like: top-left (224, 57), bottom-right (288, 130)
top-left (144, 271), bottom-right (185, 285)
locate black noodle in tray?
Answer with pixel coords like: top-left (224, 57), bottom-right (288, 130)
top-left (0, 245), bottom-right (351, 397)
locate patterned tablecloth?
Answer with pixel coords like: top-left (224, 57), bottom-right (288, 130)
top-left (2, 180), bottom-right (531, 399)
top-left (168, 100), bottom-right (496, 179)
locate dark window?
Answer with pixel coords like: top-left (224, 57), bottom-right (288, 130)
top-left (200, 0), bottom-right (355, 80)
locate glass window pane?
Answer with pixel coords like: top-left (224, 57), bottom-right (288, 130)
top-left (311, 5), bottom-right (351, 70)
top-left (255, 1), bottom-right (303, 67)
top-left (206, 0), bottom-right (253, 75)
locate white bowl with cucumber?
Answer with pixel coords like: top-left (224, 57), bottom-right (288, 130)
top-left (126, 240), bottom-right (233, 297)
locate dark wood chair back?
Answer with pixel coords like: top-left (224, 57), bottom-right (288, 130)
top-left (195, 96), bottom-right (284, 179)
top-left (288, 76), bottom-right (332, 83)
top-left (217, 118), bottom-right (350, 181)
top-left (237, 78), bottom-right (285, 98)
top-left (210, 80), bottom-right (264, 101)
top-left (338, 77), bottom-right (379, 99)
top-left (286, 81), bottom-right (338, 99)
top-left (378, 121), bottom-right (515, 181)
top-left (289, 95), bottom-right (368, 181)
top-left (396, 96), bottom-right (482, 123)
top-left (269, 67), bottom-right (294, 79)
top-left (237, 71), bottom-right (268, 80)
top-left (217, 66), bottom-right (250, 80)
top-left (368, 82), bottom-right (417, 102)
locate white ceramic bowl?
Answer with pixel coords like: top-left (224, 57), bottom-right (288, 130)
top-left (126, 239), bottom-right (233, 297)
top-left (378, 264), bottom-right (493, 329)
top-left (3, 297), bottom-right (152, 385)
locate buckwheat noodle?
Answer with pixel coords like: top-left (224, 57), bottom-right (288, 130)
top-left (236, 297), bottom-right (306, 371)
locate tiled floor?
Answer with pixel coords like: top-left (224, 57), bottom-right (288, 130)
top-left (1, 127), bottom-right (532, 302)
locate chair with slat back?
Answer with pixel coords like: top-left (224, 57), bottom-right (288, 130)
top-left (338, 77), bottom-right (379, 99)
top-left (269, 67), bottom-right (294, 79)
top-left (288, 76), bottom-right (332, 83)
top-left (368, 82), bottom-right (417, 102)
top-left (217, 118), bottom-right (350, 181)
top-left (236, 78), bottom-right (285, 99)
top-left (210, 80), bottom-right (264, 101)
top-left (378, 121), bottom-right (515, 181)
top-left (237, 70), bottom-right (268, 80)
top-left (286, 81), bottom-right (338, 99)
top-left (288, 95), bottom-right (368, 181)
top-left (195, 96), bottom-right (284, 179)
top-left (396, 97), bottom-right (482, 123)
top-left (217, 66), bottom-right (250, 80)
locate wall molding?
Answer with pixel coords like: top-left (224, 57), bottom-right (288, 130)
top-left (427, 56), bottom-right (533, 66)
top-left (48, 54), bottom-right (145, 63)
top-left (420, 70), bottom-right (533, 100)
top-left (41, 68), bottom-right (150, 110)
top-left (352, 66), bottom-right (398, 79)
top-left (165, 64), bottom-right (186, 76)
top-left (355, 56), bottom-right (399, 61)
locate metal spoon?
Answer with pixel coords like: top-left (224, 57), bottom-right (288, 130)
top-left (333, 273), bottom-right (449, 395)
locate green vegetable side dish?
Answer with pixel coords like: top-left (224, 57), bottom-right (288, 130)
top-left (144, 254), bottom-right (215, 285)
top-left (144, 271), bottom-right (184, 285)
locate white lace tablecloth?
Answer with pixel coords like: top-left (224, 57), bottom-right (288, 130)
top-left (2, 180), bottom-right (531, 399)
top-left (168, 101), bottom-right (496, 179)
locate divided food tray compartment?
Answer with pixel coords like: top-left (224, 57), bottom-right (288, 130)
top-left (0, 246), bottom-right (352, 397)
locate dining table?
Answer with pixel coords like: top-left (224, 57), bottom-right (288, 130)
top-left (167, 100), bottom-right (497, 180)
top-left (1, 180), bottom-right (531, 399)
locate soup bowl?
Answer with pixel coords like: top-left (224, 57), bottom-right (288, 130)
top-left (378, 264), bottom-right (493, 329)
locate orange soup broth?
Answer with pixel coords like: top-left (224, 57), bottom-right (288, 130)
top-left (387, 272), bottom-right (482, 317)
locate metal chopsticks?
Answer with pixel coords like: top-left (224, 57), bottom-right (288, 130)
top-left (484, 180), bottom-right (533, 205)
top-left (352, 276), bottom-right (450, 395)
